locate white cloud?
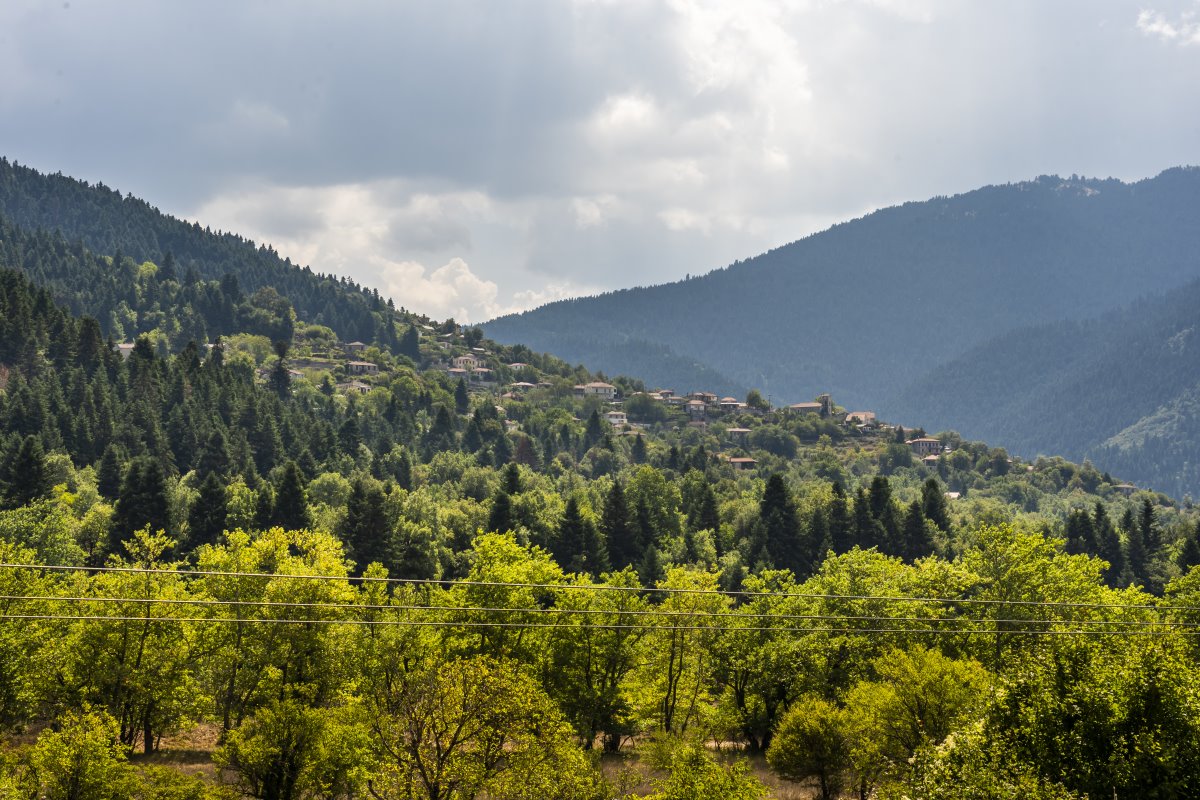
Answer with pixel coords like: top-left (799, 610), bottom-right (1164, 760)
top-left (1137, 8), bottom-right (1200, 45)
top-left (3, 1), bottom-right (1198, 325)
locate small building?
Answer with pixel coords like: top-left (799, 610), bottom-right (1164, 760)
top-left (507, 362), bottom-right (530, 370)
top-left (446, 367), bottom-right (469, 379)
top-left (907, 437), bottom-right (942, 457)
top-left (788, 402), bottom-right (823, 415)
top-left (688, 391), bottom-right (719, 406)
top-left (726, 427), bottom-right (752, 444)
top-left (338, 380), bottom-right (372, 395)
top-left (115, 342), bottom-right (136, 360)
top-left (719, 397), bottom-right (743, 413)
top-left (452, 354), bottom-right (481, 370)
top-left (729, 457), bottom-right (758, 472)
top-left (605, 410), bottom-right (628, 427)
top-left (470, 367), bottom-right (494, 383)
top-left (685, 399), bottom-right (707, 420)
top-left (1114, 483), bottom-right (1137, 497)
top-left (846, 411), bottom-right (877, 426)
top-left (346, 360), bottom-right (380, 375)
top-left (343, 341), bottom-right (367, 354)
top-left (922, 453), bottom-right (940, 467)
top-left (574, 381), bottom-right (617, 400)
top-left (510, 381), bottom-right (536, 392)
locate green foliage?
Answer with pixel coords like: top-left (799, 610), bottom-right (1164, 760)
top-left (767, 695), bottom-right (851, 800)
top-left (641, 739), bottom-right (768, 800)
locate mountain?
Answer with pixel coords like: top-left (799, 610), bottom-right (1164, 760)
top-left (484, 168), bottom-right (1200, 408)
top-left (0, 158), bottom-right (406, 348)
top-left (884, 277), bottom-right (1200, 499)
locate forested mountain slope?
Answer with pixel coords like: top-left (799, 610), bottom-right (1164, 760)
top-left (485, 168), bottom-right (1200, 407)
top-left (0, 158), bottom-right (403, 346)
top-left (885, 278), bottom-right (1200, 499)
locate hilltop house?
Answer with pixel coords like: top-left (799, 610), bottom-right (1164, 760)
top-left (453, 354), bottom-right (481, 370)
top-left (907, 437), bottom-right (942, 457)
top-left (574, 381), bottom-right (617, 400)
top-left (346, 361), bottom-right (379, 376)
top-left (846, 411), bottom-right (877, 426)
top-left (605, 410), bottom-right (628, 426)
top-left (342, 341), bottom-right (367, 354)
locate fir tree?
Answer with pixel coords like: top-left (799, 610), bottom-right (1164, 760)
top-left (602, 480), bottom-right (638, 569)
top-left (828, 481), bottom-right (854, 553)
top-left (454, 379), bottom-right (470, 415)
top-left (187, 471), bottom-right (228, 552)
top-left (272, 461), bottom-right (310, 530)
top-left (341, 479), bottom-right (392, 575)
top-left (920, 478), bottom-right (952, 532)
top-left (0, 435), bottom-right (50, 509)
top-left (96, 444), bottom-right (124, 500)
top-left (758, 474), bottom-right (804, 574)
top-left (112, 456), bottom-right (170, 552)
top-left (487, 489), bottom-right (514, 534)
top-left (901, 500), bottom-right (935, 561)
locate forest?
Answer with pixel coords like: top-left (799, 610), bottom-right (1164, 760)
top-left (5, 169), bottom-right (1200, 798)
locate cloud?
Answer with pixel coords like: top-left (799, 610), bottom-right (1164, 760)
top-left (2, 1), bottom-right (1198, 324)
top-left (1137, 8), bottom-right (1200, 45)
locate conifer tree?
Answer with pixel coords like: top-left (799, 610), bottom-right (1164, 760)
top-left (454, 379), bottom-right (470, 415)
top-left (920, 477), bottom-right (952, 532)
top-left (0, 435), bottom-right (50, 509)
top-left (828, 481), bottom-right (854, 553)
top-left (272, 461), bottom-right (310, 530)
top-left (96, 444), bottom-right (124, 500)
top-left (341, 478), bottom-right (392, 575)
top-left (1093, 502), bottom-right (1123, 585)
top-left (902, 500), bottom-right (935, 561)
top-left (603, 480), bottom-right (638, 569)
top-left (187, 471), bottom-right (228, 552)
top-left (112, 456), bottom-right (170, 552)
top-left (758, 474), bottom-right (804, 574)
top-left (487, 489), bottom-right (514, 534)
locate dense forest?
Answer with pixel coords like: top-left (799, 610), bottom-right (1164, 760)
top-left (5, 168), bottom-right (1200, 797)
top-left (885, 275), bottom-right (1200, 499)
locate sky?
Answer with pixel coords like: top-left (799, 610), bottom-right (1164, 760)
top-left (2, 0), bottom-right (1199, 323)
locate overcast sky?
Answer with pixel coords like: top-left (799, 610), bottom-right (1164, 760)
top-left (2, 1), bottom-right (1199, 322)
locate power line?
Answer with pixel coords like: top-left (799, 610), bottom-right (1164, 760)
top-left (1, 612), bottom-right (1192, 636)
top-left (0, 594), bottom-right (1184, 629)
top-left (1, 563), bottom-right (1188, 613)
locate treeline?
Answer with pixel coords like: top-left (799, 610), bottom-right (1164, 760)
top-left (5, 524), bottom-right (1200, 799)
top-left (887, 274), bottom-right (1200, 499)
top-left (0, 158), bottom-right (403, 347)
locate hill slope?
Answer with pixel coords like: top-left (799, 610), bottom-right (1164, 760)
top-left (484, 168), bottom-right (1200, 407)
top-left (884, 278), bottom-right (1200, 498)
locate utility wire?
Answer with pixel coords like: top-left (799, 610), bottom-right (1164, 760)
top-left (0, 594), bottom-right (1183, 629)
top-left (2, 563), bottom-right (1190, 613)
top-left (0, 612), bottom-right (1192, 636)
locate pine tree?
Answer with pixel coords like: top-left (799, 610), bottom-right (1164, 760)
top-left (0, 435), bottom-right (50, 509)
top-left (828, 481), bottom-right (853, 553)
top-left (112, 456), bottom-right (170, 553)
top-left (400, 325), bottom-right (420, 361)
top-left (920, 478), bottom-right (951, 532)
top-left (341, 479), bottom-right (392, 575)
top-left (187, 471), bottom-right (228, 552)
top-left (272, 461), bottom-right (310, 530)
top-left (1139, 498), bottom-right (1160, 554)
top-left (268, 340), bottom-right (291, 398)
top-left (631, 433), bottom-right (647, 463)
top-left (454, 379), bottom-right (470, 415)
top-left (759, 474), bottom-right (804, 574)
top-left (97, 444), bottom-right (124, 500)
top-left (1178, 527), bottom-right (1200, 574)
top-left (602, 481), bottom-right (638, 568)
top-left (1094, 502), bottom-right (1123, 586)
top-left (487, 489), bottom-right (514, 534)
top-left (902, 500), bottom-right (935, 561)
top-left (502, 462), bottom-right (521, 495)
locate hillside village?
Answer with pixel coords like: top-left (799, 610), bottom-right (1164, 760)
top-left (129, 319), bottom-right (1152, 507)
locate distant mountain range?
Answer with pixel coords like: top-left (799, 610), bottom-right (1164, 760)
top-left (485, 167), bottom-right (1200, 494)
